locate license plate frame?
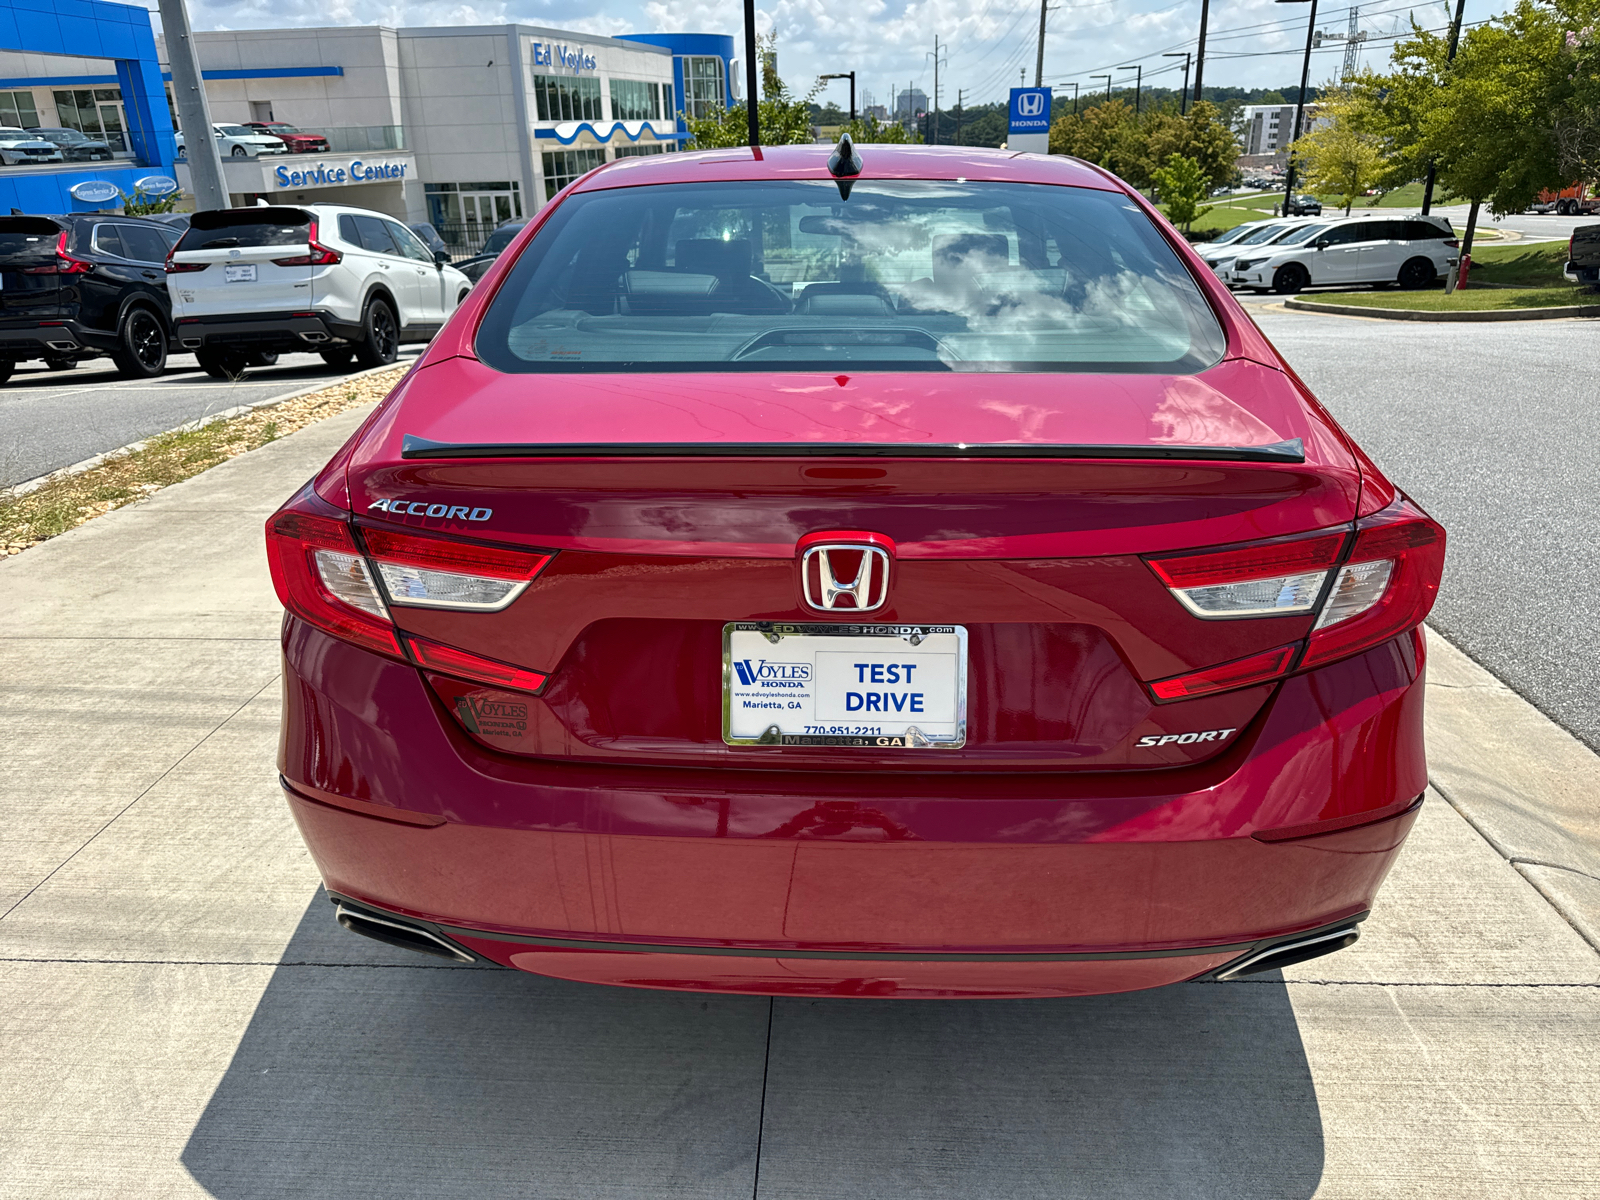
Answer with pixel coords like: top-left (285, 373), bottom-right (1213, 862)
top-left (224, 263), bottom-right (257, 283)
top-left (722, 622), bottom-right (968, 749)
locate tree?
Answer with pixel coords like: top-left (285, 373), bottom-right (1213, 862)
top-left (1150, 154), bottom-right (1213, 230)
top-left (842, 113), bottom-right (918, 144)
top-left (683, 35), bottom-right (817, 148)
top-left (1050, 98), bottom-right (1238, 193)
top-left (1292, 88), bottom-right (1388, 214)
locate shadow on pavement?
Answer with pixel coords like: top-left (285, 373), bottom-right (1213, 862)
top-left (755, 979), bottom-right (1324, 1199)
top-left (182, 892), bottom-right (1323, 1199)
top-left (180, 891), bottom-right (770, 1199)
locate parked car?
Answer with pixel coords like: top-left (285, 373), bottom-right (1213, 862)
top-left (265, 144), bottom-right (1446, 999)
top-left (0, 214), bottom-right (179, 382)
top-left (1194, 218), bottom-right (1305, 276)
top-left (0, 127), bottom-right (64, 165)
top-left (27, 127), bottom-right (116, 162)
top-left (1565, 223), bottom-right (1600, 287)
top-left (146, 212), bottom-right (191, 233)
top-left (408, 222), bottom-right (450, 259)
top-left (456, 218), bottom-right (529, 282)
top-left (1283, 194), bottom-right (1323, 216)
top-left (1231, 214), bottom-right (1459, 293)
top-left (243, 121), bottom-right (331, 154)
top-left (166, 202), bottom-right (471, 377)
top-left (175, 123), bottom-right (288, 159)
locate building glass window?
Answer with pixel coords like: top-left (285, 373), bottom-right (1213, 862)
top-left (610, 79), bottom-right (663, 121)
top-left (425, 181), bottom-right (522, 244)
top-left (612, 143), bottom-right (666, 158)
top-left (683, 57), bottom-right (725, 119)
top-left (52, 88), bottom-right (127, 151)
top-left (541, 148), bottom-right (606, 200)
top-left (533, 75), bottom-right (603, 122)
top-left (0, 90), bottom-right (40, 128)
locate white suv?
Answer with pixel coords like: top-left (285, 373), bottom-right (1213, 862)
top-left (0, 127), bottom-right (64, 165)
top-left (165, 203), bottom-right (472, 377)
top-left (1229, 214), bottom-right (1459, 294)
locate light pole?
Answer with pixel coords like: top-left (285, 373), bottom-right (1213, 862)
top-left (1065, 81), bottom-right (1079, 116)
top-left (820, 72), bottom-right (856, 123)
top-left (1118, 64), bottom-right (1142, 115)
top-left (1420, 0), bottom-right (1467, 213)
top-left (1163, 52), bottom-right (1192, 115)
top-left (1277, 0), bottom-right (1319, 217)
top-left (158, 0), bottom-right (228, 210)
top-left (1092, 74), bottom-right (1111, 105)
top-left (743, 0), bottom-right (760, 148)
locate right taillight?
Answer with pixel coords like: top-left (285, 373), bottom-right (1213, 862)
top-left (1301, 499), bottom-right (1445, 668)
top-left (1143, 497), bottom-right (1445, 701)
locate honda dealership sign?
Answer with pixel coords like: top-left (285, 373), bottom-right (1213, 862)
top-left (1008, 87), bottom-right (1052, 154)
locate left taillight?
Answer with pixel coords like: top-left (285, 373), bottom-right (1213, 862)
top-left (271, 218), bottom-right (342, 267)
top-left (265, 488), bottom-right (554, 693)
top-left (1143, 497), bottom-right (1445, 702)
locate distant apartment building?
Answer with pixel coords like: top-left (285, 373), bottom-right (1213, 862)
top-left (1240, 103), bottom-right (1324, 156)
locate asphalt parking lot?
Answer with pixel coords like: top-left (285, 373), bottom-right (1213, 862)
top-left (3, 337), bottom-right (1599, 1196)
top-left (0, 349), bottom-right (421, 489)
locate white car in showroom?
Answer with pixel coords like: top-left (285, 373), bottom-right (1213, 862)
top-left (165, 202), bottom-right (472, 377)
top-left (1229, 214), bottom-right (1460, 294)
top-left (0, 127), bottom-right (65, 165)
top-left (175, 123), bottom-right (288, 160)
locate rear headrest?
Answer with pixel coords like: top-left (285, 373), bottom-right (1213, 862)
top-left (674, 238), bottom-right (752, 279)
top-left (932, 232), bottom-right (1009, 285)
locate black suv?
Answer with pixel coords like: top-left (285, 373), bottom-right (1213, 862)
top-left (0, 214), bottom-right (179, 383)
top-left (1284, 194), bottom-right (1324, 216)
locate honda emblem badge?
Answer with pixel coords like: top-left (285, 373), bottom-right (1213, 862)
top-left (801, 543), bottom-right (891, 612)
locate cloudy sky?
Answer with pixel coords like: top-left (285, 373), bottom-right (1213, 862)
top-left (146, 0), bottom-right (1506, 112)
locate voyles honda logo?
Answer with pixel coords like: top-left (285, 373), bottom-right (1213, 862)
top-left (1017, 92), bottom-right (1044, 117)
top-left (801, 542), bottom-right (891, 612)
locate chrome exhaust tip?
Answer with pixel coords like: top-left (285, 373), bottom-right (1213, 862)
top-left (298, 330), bottom-right (329, 343)
top-left (334, 903), bottom-right (475, 963)
top-left (1214, 925), bottom-right (1361, 981)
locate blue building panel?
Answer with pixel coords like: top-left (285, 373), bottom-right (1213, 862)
top-left (0, 0), bottom-right (176, 216)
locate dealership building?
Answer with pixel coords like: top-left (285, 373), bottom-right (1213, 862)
top-left (0, 0), bottom-right (735, 238)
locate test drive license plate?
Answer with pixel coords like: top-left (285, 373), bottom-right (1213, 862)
top-left (224, 263), bottom-right (257, 282)
top-left (723, 623), bottom-right (967, 748)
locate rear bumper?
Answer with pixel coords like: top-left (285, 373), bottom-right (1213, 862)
top-left (1565, 261), bottom-right (1599, 285)
top-left (174, 309), bottom-right (360, 352)
top-left (279, 621), bottom-right (1429, 997)
top-left (0, 318), bottom-right (118, 359)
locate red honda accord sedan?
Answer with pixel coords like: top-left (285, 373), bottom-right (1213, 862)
top-left (266, 143), bottom-right (1444, 998)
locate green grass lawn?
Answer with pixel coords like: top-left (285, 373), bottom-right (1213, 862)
top-left (1461, 240), bottom-right (1572, 287)
top-left (1305, 285), bottom-right (1593, 311)
top-left (1308, 182), bottom-right (1429, 210)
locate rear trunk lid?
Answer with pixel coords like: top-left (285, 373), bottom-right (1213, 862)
top-left (0, 217), bottom-right (64, 324)
top-left (343, 355), bottom-right (1363, 771)
top-left (168, 206), bottom-right (313, 317)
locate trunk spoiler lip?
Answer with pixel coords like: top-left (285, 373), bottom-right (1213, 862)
top-left (399, 434), bottom-right (1307, 465)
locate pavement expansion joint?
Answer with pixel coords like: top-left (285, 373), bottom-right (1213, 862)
top-left (0, 673), bottom-right (281, 923)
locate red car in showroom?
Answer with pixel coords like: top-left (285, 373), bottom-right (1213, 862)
top-left (267, 142), bottom-right (1444, 998)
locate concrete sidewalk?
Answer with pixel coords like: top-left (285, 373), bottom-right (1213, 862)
top-left (2, 406), bottom-right (1597, 1198)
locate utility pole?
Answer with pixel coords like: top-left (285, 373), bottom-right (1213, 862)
top-left (1193, 0), bottom-right (1211, 106)
top-left (927, 37), bottom-right (947, 145)
top-left (742, 0), bottom-right (760, 147)
top-left (955, 88), bottom-right (965, 143)
top-left (1035, 0), bottom-right (1049, 87)
top-left (158, 0), bottom-right (227, 211)
top-left (1163, 52), bottom-right (1192, 114)
top-left (1279, 0), bottom-right (1320, 219)
top-left (1420, 0), bottom-right (1467, 214)
top-left (1119, 64), bottom-right (1142, 115)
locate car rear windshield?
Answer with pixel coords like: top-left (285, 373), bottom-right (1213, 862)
top-left (474, 180), bottom-right (1226, 374)
top-left (174, 208), bottom-right (310, 251)
top-left (0, 217), bottom-right (62, 264)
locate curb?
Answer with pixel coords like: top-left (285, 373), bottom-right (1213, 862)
top-left (1285, 297), bottom-right (1600, 322)
top-left (2, 357), bottom-right (415, 501)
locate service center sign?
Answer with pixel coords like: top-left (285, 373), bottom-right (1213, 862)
top-left (274, 158), bottom-right (409, 189)
top-left (1008, 86), bottom-right (1052, 153)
